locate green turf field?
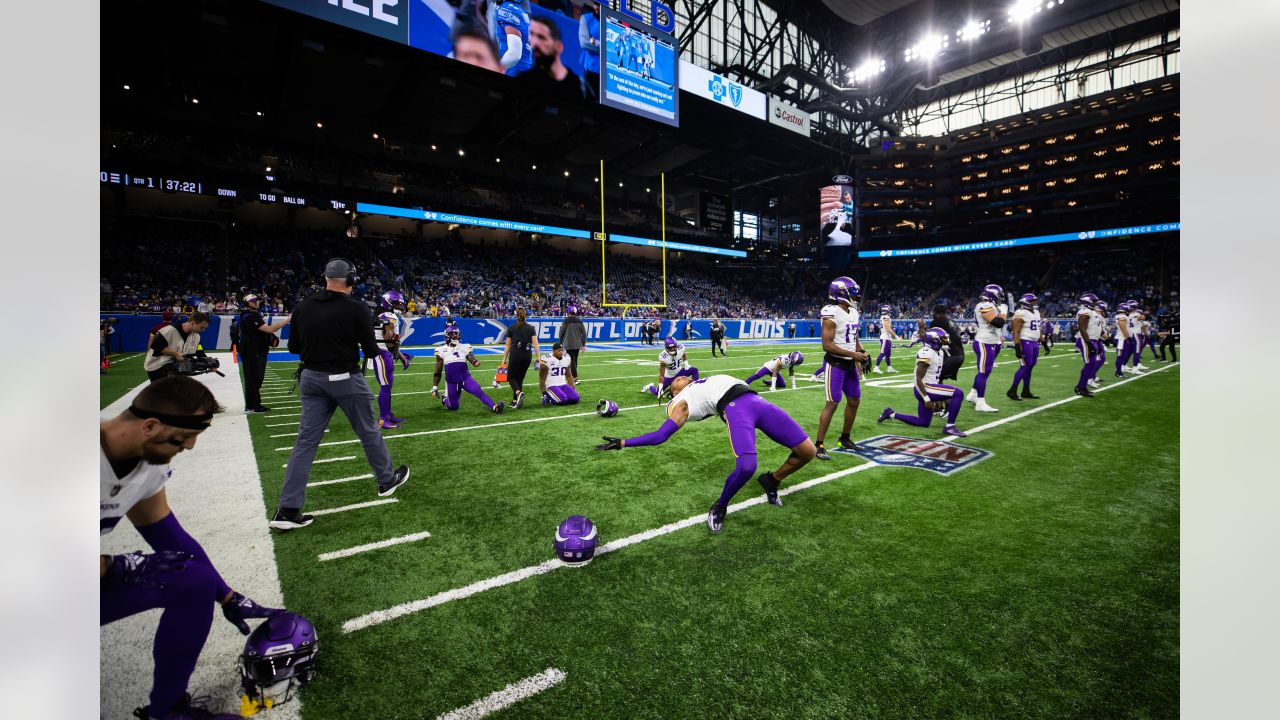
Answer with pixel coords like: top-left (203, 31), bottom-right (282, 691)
top-left (107, 342), bottom-right (1180, 718)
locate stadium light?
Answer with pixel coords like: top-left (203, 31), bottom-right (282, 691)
top-left (532, 164), bottom-right (537, 170)
top-left (1008, 0), bottom-right (1038, 23)
top-left (191, 97), bottom-right (199, 104)
top-left (255, 111), bottom-right (263, 117)
top-left (122, 84), bottom-right (130, 90)
top-left (848, 58), bottom-right (885, 83)
top-left (315, 121), bottom-right (323, 128)
top-left (956, 19), bottom-right (990, 41)
top-left (495, 157), bottom-right (501, 163)
top-left (619, 182), bottom-right (624, 187)
top-left (431, 144), bottom-right (437, 151)
top-left (905, 33), bottom-right (947, 63)
top-left (564, 170), bottom-right (570, 177)
top-left (458, 149), bottom-right (465, 157)
top-left (265, 166), bottom-right (272, 172)
top-left (372, 132), bottom-right (379, 139)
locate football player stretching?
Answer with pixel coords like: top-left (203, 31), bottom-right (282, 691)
top-left (877, 327), bottom-right (968, 437)
top-left (432, 324), bottom-right (505, 414)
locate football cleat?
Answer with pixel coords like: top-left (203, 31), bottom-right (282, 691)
top-left (756, 472), bottom-right (782, 507)
top-left (837, 435), bottom-right (858, 451)
top-left (493, 401), bottom-right (505, 415)
top-left (269, 509), bottom-right (314, 531)
top-left (943, 425), bottom-right (967, 438)
top-left (706, 503), bottom-right (727, 534)
top-left (814, 442), bottom-right (831, 461)
top-left (134, 693), bottom-right (242, 720)
top-left (541, 392), bottom-right (552, 406)
top-left (246, 406), bottom-right (270, 414)
top-left (378, 419), bottom-right (399, 430)
top-left (512, 390), bottom-right (525, 409)
top-left (974, 401), bottom-right (999, 413)
top-left (871, 366), bottom-right (882, 374)
top-left (877, 407), bottom-right (893, 423)
top-left (390, 416), bottom-right (407, 424)
top-left (1074, 386), bottom-right (1095, 398)
top-left (885, 366), bottom-right (897, 373)
top-left (1020, 391), bottom-right (1040, 400)
top-left (1006, 389), bottom-right (1023, 402)
top-left (965, 388), bottom-right (978, 404)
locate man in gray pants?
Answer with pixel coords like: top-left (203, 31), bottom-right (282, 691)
top-left (558, 305), bottom-right (587, 385)
top-left (269, 258), bottom-right (410, 530)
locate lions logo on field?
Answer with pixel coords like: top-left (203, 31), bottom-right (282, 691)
top-left (832, 435), bottom-right (993, 476)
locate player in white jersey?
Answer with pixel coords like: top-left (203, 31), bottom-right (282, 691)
top-left (813, 276), bottom-right (871, 460)
top-left (595, 373), bottom-right (816, 533)
top-left (1112, 300), bottom-right (1139, 377)
top-left (1073, 293), bottom-right (1103, 397)
top-left (101, 377), bottom-right (284, 720)
top-left (1128, 302), bottom-right (1152, 370)
top-left (1005, 293), bottom-right (1049, 401)
top-left (744, 350), bottom-right (805, 390)
top-left (966, 283), bottom-right (1008, 412)
top-left (641, 335), bottom-right (698, 396)
top-left (539, 342), bottom-right (580, 405)
top-left (373, 291), bottom-right (414, 429)
top-left (872, 306), bottom-right (900, 373)
top-left (876, 327), bottom-right (968, 436)
top-left (432, 324), bottom-right (505, 413)
top-left (907, 319), bottom-right (928, 348)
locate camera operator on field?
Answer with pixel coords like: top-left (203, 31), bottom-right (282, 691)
top-left (144, 312), bottom-right (211, 382)
top-left (238, 294), bottom-right (290, 414)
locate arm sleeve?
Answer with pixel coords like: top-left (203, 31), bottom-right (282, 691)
top-left (623, 418), bottom-right (681, 447)
top-left (149, 331), bottom-right (168, 353)
top-left (136, 512), bottom-right (231, 599)
top-left (989, 316), bottom-right (1006, 328)
top-left (578, 16), bottom-right (592, 50)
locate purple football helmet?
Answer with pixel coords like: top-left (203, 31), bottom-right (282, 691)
top-left (828, 276), bottom-right (860, 305)
top-left (1078, 292), bottom-right (1099, 308)
top-left (664, 336), bottom-right (678, 352)
top-left (981, 284), bottom-right (1004, 302)
top-left (879, 305), bottom-right (891, 315)
top-left (567, 304), bottom-right (579, 316)
top-left (380, 291), bottom-right (404, 312)
top-left (922, 327), bottom-right (948, 350)
top-left (788, 351), bottom-right (804, 367)
top-left (595, 399), bottom-right (619, 417)
top-left (240, 612), bottom-right (318, 709)
top-left (1017, 293), bottom-right (1038, 309)
top-left (444, 324), bottom-right (461, 343)
top-left (554, 515), bottom-right (598, 566)
top-left (1096, 300), bottom-right (1109, 313)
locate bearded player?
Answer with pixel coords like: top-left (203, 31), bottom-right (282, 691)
top-left (374, 291), bottom-right (413, 430)
top-left (595, 373), bottom-right (817, 533)
top-left (966, 284), bottom-right (1007, 413)
top-left (641, 336), bottom-right (699, 397)
top-left (539, 342), bottom-right (580, 405)
top-left (1006, 293), bottom-right (1047, 401)
top-left (743, 351), bottom-right (804, 391)
top-left (813, 276), bottom-right (870, 460)
top-left (876, 327), bottom-right (968, 437)
top-left (872, 305), bottom-right (899, 373)
top-left (432, 324), bottom-right (505, 414)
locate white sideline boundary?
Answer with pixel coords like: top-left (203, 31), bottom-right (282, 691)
top-left (435, 668), bottom-right (566, 720)
top-left (99, 354), bottom-right (300, 719)
top-left (341, 361), bottom-right (1179, 634)
top-left (310, 498), bottom-right (399, 516)
top-left (319, 531), bottom-right (432, 561)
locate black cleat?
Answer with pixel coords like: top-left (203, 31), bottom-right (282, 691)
top-left (837, 435), bottom-right (858, 452)
top-left (246, 406), bottom-right (270, 414)
top-left (815, 442), bottom-right (831, 461)
top-left (756, 472), bottom-right (782, 506)
top-left (493, 401), bottom-right (506, 415)
top-left (1074, 387), bottom-right (1095, 398)
top-left (378, 465), bottom-right (410, 496)
top-left (706, 503), bottom-right (727, 533)
top-left (269, 508), bottom-right (314, 531)
top-left (1020, 390), bottom-right (1040, 399)
top-left (1006, 389), bottom-right (1023, 402)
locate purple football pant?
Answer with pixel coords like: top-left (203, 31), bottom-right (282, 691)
top-left (970, 342), bottom-right (1001, 398)
top-left (745, 367), bottom-right (785, 389)
top-left (1076, 339), bottom-right (1103, 390)
top-left (887, 384), bottom-right (963, 427)
top-left (1009, 340), bottom-right (1040, 393)
top-left (443, 375), bottom-right (497, 411)
top-left (1128, 336), bottom-right (1142, 367)
top-left (1090, 341), bottom-right (1106, 381)
top-left (812, 360), bottom-right (826, 378)
top-left (876, 339), bottom-right (892, 367)
top-left (374, 350), bottom-right (396, 421)
top-left (545, 385), bottom-right (580, 405)
top-left (1114, 337), bottom-right (1136, 375)
top-left (715, 393), bottom-right (810, 507)
top-left (101, 560), bottom-right (222, 714)
top-left (823, 363), bottom-right (861, 402)
top-left (645, 376), bottom-right (675, 396)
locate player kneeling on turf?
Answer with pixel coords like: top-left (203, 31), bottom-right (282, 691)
top-left (743, 351), bottom-right (804, 391)
top-left (432, 324), bottom-right (505, 414)
top-left (595, 374), bottom-right (817, 534)
top-left (539, 342), bottom-right (580, 405)
top-left (876, 328), bottom-right (968, 437)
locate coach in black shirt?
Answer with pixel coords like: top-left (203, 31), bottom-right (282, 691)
top-left (930, 305), bottom-right (966, 382)
top-left (269, 259), bottom-right (409, 531)
top-left (238, 294), bottom-right (290, 414)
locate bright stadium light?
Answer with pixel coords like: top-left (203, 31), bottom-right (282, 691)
top-left (1008, 0), bottom-right (1038, 23)
top-left (458, 149), bottom-right (465, 157)
top-left (906, 34), bottom-right (947, 62)
top-left (191, 97), bottom-right (199, 104)
top-left (255, 111), bottom-right (263, 116)
top-left (123, 84), bottom-right (130, 90)
top-left (315, 121), bottom-right (323, 128)
top-left (564, 170), bottom-right (570, 177)
top-left (848, 58), bottom-right (885, 83)
top-left (957, 19), bottom-right (990, 41)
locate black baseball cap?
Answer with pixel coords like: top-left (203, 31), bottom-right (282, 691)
top-left (552, 342), bottom-right (564, 350)
top-left (324, 258), bottom-right (354, 278)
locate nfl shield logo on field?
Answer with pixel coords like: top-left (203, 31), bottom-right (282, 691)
top-left (833, 435), bottom-right (993, 476)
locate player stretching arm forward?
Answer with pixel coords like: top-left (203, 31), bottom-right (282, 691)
top-left (596, 374), bottom-right (817, 533)
top-left (743, 351), bottom-right (804, 391)
top-left (876, 328), bottom-right (968, 437)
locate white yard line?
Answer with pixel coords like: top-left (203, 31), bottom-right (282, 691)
top-left (341, 362), bottom-right (1179, 634)
top-left (260, 412), bottom-right (301, 419)
top-left (269, 429), bottom-right (328, 438)
top-left (434, 668), bottom-right (566, 720)
top-left (282, 455), bottom-right (356, 467)
top-left (309, 473), bottom-right (374, 487)
top-left (310, 498), bottom-right (399, 516)
top-left (265, 420), bottom-right (300, 427)
top-left (318, 531), bottom-right (433, 561)
top-left (100, 355), bottom-right (300, 719)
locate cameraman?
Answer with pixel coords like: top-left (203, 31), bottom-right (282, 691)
top-left (238, 294), bottom-right (290, 414)
top-left (144, 312), bottom-right (211, 382)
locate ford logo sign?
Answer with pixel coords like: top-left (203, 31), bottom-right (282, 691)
top-left (832, 175), bottom-right (853, 184)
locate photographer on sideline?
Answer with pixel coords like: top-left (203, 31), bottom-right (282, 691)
top-left (144, 312), bottom-right (211, 382)
top-left (238, 294), bottom-right (290, 414)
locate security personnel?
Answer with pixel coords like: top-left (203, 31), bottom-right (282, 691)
top-left (143, 312), bottom-right (210, 382)
top-left (710, 318), bottom-right (726, 357)
top-left (270, 259), bottom-right (409, 531)
top-left (238, 294), bottom-right (290, 414)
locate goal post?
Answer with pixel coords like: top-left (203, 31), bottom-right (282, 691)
top-left (600, 159), bottom-right (667, 310)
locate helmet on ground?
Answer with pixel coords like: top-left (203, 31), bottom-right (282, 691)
top-left (240, 612), bottom-right (318, 710)
top-left (554, 515), bottom-right (598, 566)
top-left (595, 400), bottom-right (619, 417)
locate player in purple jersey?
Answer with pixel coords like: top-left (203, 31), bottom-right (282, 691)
top-left (432, 324), bottom-right (505, 414)
top-left (539, 342), bottom-right (581, 405)
top-left (814, 276), bottom-right (870, 459)
top-left (595, 373), bottom-right (817, 533)
top-left (877, 328), bottom-right (968, 437)
top-left (373, 291), bottom-right (413, 430)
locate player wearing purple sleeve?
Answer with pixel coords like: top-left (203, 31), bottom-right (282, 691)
top-left (539, 343), bottom-right (580, 405)
top-left (488, 0), bottom-right (533, 75)
top-left (596, 374), bottom-right (817, 533)
top-left (813, 276), bottom-right (870, 460)
top-left (1006, 293), bottom-right (1047, 401)
top-left (743, 351), bottom-right (804, 391)
top-left (966, 284), bottom-right (1007, 412)
top-left (101, 377), bottom-right (283, 720)
top-left (373, 292), bottom-right (413, 430)
top-left (432, 325), bottom-right (505, 414)
top-left (876, 328), bottom-right (968, 437)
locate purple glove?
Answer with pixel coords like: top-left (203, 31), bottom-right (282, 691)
top-left (400, 352), bottom-right (414, 371)
top-left (103, 550), bottom-right (193, 590)
top-left (221, 591), bottom-right (286, 635)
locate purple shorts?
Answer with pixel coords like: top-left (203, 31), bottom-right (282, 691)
top-left (823, 362), bottom-right (861, 403)
top-left (723, 392), bottom-right (809, 456)
top-left (373, 349), bottom-right (396, 387)
top-left (545, 385), bottom-right (580, 405)
top-left (972, 341), bottom-right (1001, 375)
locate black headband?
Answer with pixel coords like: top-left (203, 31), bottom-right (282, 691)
top-left (128, 405), bottom-right (214, 430)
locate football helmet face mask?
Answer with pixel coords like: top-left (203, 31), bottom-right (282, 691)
top-left (1096, 300), bottom-right (1109, 313)
top-left (380, 291), bottom-right (404, 312)
top-left (554, 515), bottom-right (598, 566)
top-left (922, 327), bottom-right (948, 350)
top-left (788, 351), bottom-right (804, 367)
top-left (663, 336), bottom-right (678, 353)
top-left (981, 284), bottom-right (1004, 303)
top-left (1017, 293), bottom-right (1038, 310)
top-left (879, 305), bottom-right (891, 315)
top-left (240, 612), bottom-right (317, 710)
top-left (595, 400), bottom-right (619, 417)
top-left (444, 324), bottom-right (461, 344)
top-left (828, 276), bottom-right (860, 306)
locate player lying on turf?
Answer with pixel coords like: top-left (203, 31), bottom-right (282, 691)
top-left (876, 327), bottom-right (968, 437)
top-left (538, 342), bottom-right (580, 405)
top-left (596, 373), bottom-right (817, 534)
top-left (432, 324), bottom-right (505, 414)
top-left (743, 351), bottom-right (804, 391)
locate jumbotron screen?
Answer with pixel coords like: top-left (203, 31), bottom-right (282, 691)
top-left (598, 8), bottom-right (679, 126)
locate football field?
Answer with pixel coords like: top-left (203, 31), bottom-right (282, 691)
top-left (105, 340), bottom-right (1180, 718)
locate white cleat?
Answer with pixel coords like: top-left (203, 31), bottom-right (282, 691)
top-left (885, 366), bottom-right (897, 373)
top-left (965, 388), bottom-right (978, 404)
top-left (974, 401), bottom-right (999, 413)
top-left (640, 383), bottom-right (655, 394)
top-left (1088, 379), bottom-right (1100, 389)
top-left (871, 366), bottom-right (883, 374)
top-left (1135, 364), bottom-right (1149, 371)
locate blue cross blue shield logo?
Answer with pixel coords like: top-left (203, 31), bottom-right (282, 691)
top-left (728, 84), bottom-right (743, 107)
